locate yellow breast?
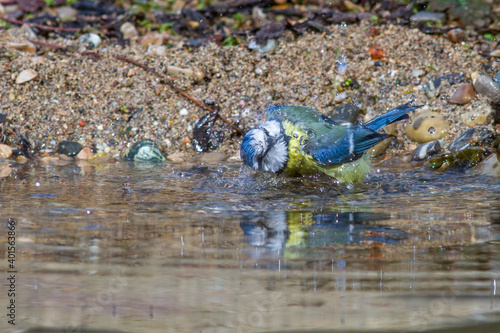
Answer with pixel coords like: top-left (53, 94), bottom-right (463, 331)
top-left (282, 121), bottom-right (318, 176)
top-left (282, 120), bottom-right (372, 183)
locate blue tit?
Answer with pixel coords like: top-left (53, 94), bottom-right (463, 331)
top-left (240, 102), bottom-right (422, 183)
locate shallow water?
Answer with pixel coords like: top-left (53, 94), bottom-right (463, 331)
top-left (1, 158), bottom-right (500, 333)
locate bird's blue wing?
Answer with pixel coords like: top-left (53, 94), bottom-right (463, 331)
top-left (365, 102), bottom-right (422, 131)
top-left (308, 128), bottom-right (387, 165)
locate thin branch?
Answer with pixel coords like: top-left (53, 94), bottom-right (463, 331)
top-left (28, 39), bottom-right (68, 50)
top-left (114, 55), bottom-right (244, 136)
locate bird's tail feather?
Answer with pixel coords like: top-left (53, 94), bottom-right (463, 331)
top-left (365, 102), bottom-right (422, 131)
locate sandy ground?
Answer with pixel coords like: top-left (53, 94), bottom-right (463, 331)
top-left (0, 21), bottom-right (499, 163)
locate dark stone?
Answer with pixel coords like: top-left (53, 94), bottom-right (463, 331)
top-left (57, 141), bottom-right (82, 156)
top-left (329, 103), bottom-right (361, 123)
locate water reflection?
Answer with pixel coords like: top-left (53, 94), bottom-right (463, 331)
top-left (0, 161), bottom-right (500, 332)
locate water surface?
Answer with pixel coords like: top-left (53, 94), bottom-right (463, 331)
top-left (1, 159), bottom-right (499, 332)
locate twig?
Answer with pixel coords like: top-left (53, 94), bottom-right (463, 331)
top-left (114, 55), bottom-right (244, 136)
top-left (28, 39), bottom-right (67, 50)
top-left (2, 17), bottom-right (81, 32)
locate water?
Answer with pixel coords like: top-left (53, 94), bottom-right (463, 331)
top-left (1, 159), bottom-right (500, 332)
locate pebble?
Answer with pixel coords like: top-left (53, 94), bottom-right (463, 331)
top-left (412, 140), bottom-right (442, 161)
top-left (0, 113), bottom-right (6, 123)
top-left (248, 39), bottom-right (277, 53)
top-left (449, 83), bottom-right (475, 105)
top-left (7, 42), bottom-right (36, 53)
top-left (179, 108), bottom-right (188, 116)
top-left (79, 33), bottom-right (102, 48)
top-left (0, 144), bottom-right (13, 159)
top-left (329, 103), bottom-right (361, 123)
top-left (140, 33), bottom-right (167, 47)
top-left (473, 74), bottom-right (500, 104)
top-left (448, 128), bottom-right (476, 152)
top-left (16, 155), bottom-right (28, 163)
top-left (16, 69), bottom-right (38, 84)
top-left (460, 104), bottom-right (492, 127)
top-left (334, 91), bottom-right (347, 103)
top-left (167, 152), bottom-right (185, 163)
top-left (146, 45), bottom-right (167, 56)
top-left (446, 28), bottom-right (465, 43)
top-left (406, 111), bottom-right (450, 143)
top-left (480, 154), bottom-right (500, 178)
top-left (166, 65), bottom-right (204, 82)
top-left (410, 11), bottom-right (445, 23)
top-left (76, 147), bottom-right (94, 160)
top-left (57, 6), bottom-right (78, 21)
top-left (422, 80), bottom-right (440, 100)
top-left (122, 139), bottom-right (166, 163)
top-left (21, 24), bottom-right (37, 39)
top-left (424, 148), bottom-right (485, 171)
top-left (199, 152), bottom-right (227, 164)
top-left (369, 137), bottom-right (392, 157)
top-left (120, 22), bottom-right (139, 40)
top-left (0, 165), bottom-right (12, 178)
top-left (57, 141), bottom-right (82, 156)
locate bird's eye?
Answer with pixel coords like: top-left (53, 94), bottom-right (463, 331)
top-left (293, 134), bottom-right (299, 139)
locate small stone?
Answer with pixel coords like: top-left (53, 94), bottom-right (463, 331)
top-left (79, 33), bottom-right (101, 48)
top-left (76, 147), bottom-right (94, 160)
top-left (406, 111), bottom-right (450, 143)
top-left (30, 56), bottom-right (46, 65)
top-left (166, 65), bottom-right (204, 82)
top-left (448, 128), bottom-right (476, 152)
top-left (57, 141), bottom-right (82, 156)
top-left (199, 152), bottom-right (227, 164)
top-left (120, 22), bottom-right (139, 40)
top-left (480, 154), bottom-right (500, 178)
top-left (140, 33), bottom-right (167, 47)
top-left (368, 137), bottom-right (392, 157)
top-left (167, 152), bottom-right (185, 163)
top-left (16, 69), bottom-right (38, 84)
top-left (122, 139), bottom-right (165, 163)
top-left (460, 105), bottom-right (492, 127)
top-left (179, 108), bottom-right (188, 116)
top-left (329, 103), bottom-right (361, 123)
top-left (7, 42), bottom-right (36, 53)
top-left (21, 24), bottom-right (37, 39)
top-left (446, 28), bottom-right (465, 43)
top-left (449, 83), bottom-right (476, 105)
top-left (410, 11), bottom-right (445, 23)
top-left (412, 140), bottom-right (442, 161)
top-left (228, 153), bottom-right (242, 161)
top-left (343, 0), bottom-right (364, 12)
top-left (0, 144), bottom-right (13, 159)
top-left (0, 164), bottom-right (12, 178)
top-left (146, 45), bottom-right (168, 56)
top-left (18, 0), bottom-right (44, 12)
top-left (0, 113), bottom-right (6, 123)
top-left (57, 6), bottom-right (78, 21)
top-left (16, 155), bottom-right (28, 163)
top-left (490, 50), bottom-right (500, 58)
top-left (473, 74), bottom-right (500, 104)
top-left (334, 91), bottom-right (347, 103)
top-left (248, 39), bottom-right (277, 53)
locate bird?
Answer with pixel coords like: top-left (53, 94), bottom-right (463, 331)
top-left (240, 102), bottom-right (422, 183)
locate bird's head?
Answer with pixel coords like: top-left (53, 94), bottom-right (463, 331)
top-left (240, 120), bottom-right (288, 173)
